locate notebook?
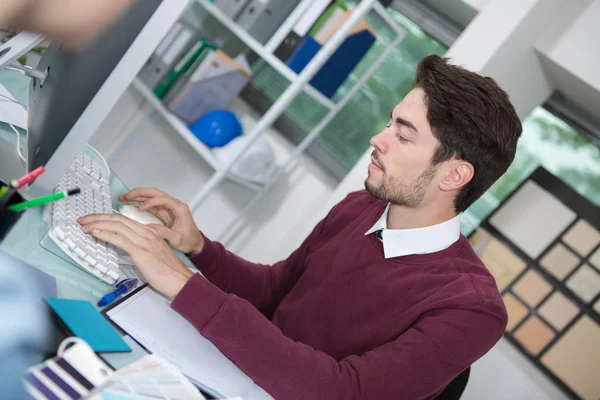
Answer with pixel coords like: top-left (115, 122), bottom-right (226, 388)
top-left (46, 298), bottom-right (131, 353)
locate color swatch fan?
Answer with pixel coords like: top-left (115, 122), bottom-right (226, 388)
top-left (94, 355), bottom-right (206, 400)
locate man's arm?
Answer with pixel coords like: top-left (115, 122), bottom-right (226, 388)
top-left (172, 277), bottom-right (506, 399)
top-left (188, 211), bottom-right (330, 315)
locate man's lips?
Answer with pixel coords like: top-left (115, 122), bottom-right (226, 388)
top-left (370, 156), bottom-right (383, 170)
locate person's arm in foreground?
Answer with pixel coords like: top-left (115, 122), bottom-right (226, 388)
top-left (1, 0), bottom-right (131, 49)
top-left (79, 214), bottom-right (505, 399)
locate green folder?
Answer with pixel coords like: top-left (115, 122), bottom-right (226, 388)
top-left (308, 1), bottom-right (349, 38)
top-left (154, 38), bottom-right (217, 99)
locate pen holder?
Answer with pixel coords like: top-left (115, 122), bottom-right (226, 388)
top-left (0, 181), bottom-right (24, 242)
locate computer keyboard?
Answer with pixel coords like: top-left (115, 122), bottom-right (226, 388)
top-left (47, 153), bottom-right (124, 285)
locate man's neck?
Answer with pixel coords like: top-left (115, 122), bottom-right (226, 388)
top-left (386, 202), bottom-right (457, 230)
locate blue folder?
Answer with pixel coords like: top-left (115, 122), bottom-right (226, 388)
top-left (45, 298), bottom-right (131, 353)
top-left (286, 31), bottom-right (376, 98)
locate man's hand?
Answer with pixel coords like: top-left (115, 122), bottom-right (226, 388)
top-left (78, 214), bottom-right (193, 298)
top-left (120, 188), bottom-right (205, 256)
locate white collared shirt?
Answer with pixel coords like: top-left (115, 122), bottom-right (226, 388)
top-left (364, 203), bottom-right (461, 259)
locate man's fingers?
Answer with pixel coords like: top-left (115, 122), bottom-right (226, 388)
top-left (138, 195), bottom-right (188, 216)
top-left (80, 220), bottom-right (149, 247)
top-left (88, 225), bottom-right (140, 255)
top-left (149, 224), bottom-right (182, 246)
top-left (120, 187), bottom-right (165, 202)
top-left (79, 214), bottom-right (153, 237)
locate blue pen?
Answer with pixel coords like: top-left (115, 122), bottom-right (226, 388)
top-left (97, 278), bottom-right (138, 307)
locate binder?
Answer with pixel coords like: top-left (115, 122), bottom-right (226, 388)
top-left (167, 50), bottom-right (251, 125)
top-left (285, 27), bottom-right (376, 98)
top-left (153, 38), bottom-right (216, 99)
top-left (310, 29), bottom-right (376, 98)
top-left (213, 0), bottom-right (251, 20)
top-left (138, 21), bottom-right (199, 89)
top-left (308, 1), bottom-right (348, 38)
top-left (235, 0), bottom-right (302, 44)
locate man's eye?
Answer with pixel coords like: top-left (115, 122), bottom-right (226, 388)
top-left (385, 122), bottom-right (391, 128)
top-left (396, 133), bottom-right (409, 143)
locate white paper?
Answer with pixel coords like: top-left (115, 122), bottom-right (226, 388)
top-left (106, 286), bottom-right (274, 400)
top-left (0, 83), bottom-right (27, 129)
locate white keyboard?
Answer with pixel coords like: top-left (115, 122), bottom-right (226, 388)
top-left (47, 153), bottom-right (124, 285)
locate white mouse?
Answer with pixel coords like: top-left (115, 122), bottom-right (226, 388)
top-left (119, 204), bottom-right (165, 226)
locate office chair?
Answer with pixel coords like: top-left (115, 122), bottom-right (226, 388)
top-left (435, 367), bottom-right (471, 400)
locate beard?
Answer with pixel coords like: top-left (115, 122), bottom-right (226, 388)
top-left (365, 156), bottom-right (437, 207)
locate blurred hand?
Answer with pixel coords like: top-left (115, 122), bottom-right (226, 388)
top-left (78, 214), bottom-right (193, 298)
top-left (2, 0), bottom-right (132, 49)
top-left (120, 188), bottom-right (205, 256)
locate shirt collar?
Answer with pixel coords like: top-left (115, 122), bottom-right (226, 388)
top-left (365, 203), bottom-right (461, 259)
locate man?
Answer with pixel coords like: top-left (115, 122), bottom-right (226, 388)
top-left (79, 55), bottom-right (522, 399)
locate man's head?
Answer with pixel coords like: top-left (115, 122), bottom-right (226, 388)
top-left (365, 55), bottom-right (522, 214)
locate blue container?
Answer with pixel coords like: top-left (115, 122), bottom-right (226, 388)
top-left (189, 110), bottom-right (243, 148)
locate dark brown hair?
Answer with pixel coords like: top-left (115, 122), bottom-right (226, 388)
top-left (413, 55), bottom-right (522, 213)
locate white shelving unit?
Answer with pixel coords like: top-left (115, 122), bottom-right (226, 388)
top-left (125, 0), bottom-right (406, 244)
top-left (131, 78), bottom-right (266, 192)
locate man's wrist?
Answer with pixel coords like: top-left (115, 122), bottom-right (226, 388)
top-left (187, 232), bottom-right (205, 257)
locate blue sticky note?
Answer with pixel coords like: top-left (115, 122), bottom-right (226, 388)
top-left (45, 298), bottom-right (131, 353)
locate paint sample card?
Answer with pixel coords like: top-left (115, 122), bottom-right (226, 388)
top-left (490, 181), bottom-right (576, 258)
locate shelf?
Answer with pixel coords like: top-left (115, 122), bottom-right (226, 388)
top-left (195, 0), bottom-right (336, 111)
top-left (132, 78), bottom-right (220, 169)
top-left (132, 78), bottom-right (266, 193)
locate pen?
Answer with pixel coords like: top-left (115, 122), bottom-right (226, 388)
top-left (7, 188), bottom-right (81, 212)
top-left (98, 278), bottom-right (138, 307)
top-left (0, 166), bottom-right (46, 199)
top-left (14, 166), bottom-right (45, 189)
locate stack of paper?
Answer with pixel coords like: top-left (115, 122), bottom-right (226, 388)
top-left (106, 287), bottom-right (274, 400)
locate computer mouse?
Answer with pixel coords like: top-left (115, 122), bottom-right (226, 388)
top-left (119, 204), bottom-right (165, 226)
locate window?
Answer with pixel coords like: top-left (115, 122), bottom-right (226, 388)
top-left (461, 107), bottom-right (600, 235)
top-left (247, 8), bottom-right (447, 178)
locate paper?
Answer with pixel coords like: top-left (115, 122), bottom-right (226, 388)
top-left (46, 298), bottom-right (131, 353)
top-left (106, 286), bottom-right (274, 400)
top-left (0, 83), bottom-right (27, 129)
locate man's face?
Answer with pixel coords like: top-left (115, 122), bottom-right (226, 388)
top-left (365, 88), bottom-right (441, 207)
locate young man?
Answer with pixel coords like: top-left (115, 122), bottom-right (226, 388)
top-left (80, 55), bottom-right (522, 399)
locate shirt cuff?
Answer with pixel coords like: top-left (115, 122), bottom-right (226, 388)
top-left (188, 232), bottom-right (223, 275)
top-left (171, 273), bottom-right (229, 331)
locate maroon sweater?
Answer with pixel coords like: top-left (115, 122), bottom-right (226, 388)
top-left (171, 190), bottom-right (508, 399)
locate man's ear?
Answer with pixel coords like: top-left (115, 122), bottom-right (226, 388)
top-left (439, 161), bottom-right (474, 192)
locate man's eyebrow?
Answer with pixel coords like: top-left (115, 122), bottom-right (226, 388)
top-left (390, 112), bottom-right (419, 135)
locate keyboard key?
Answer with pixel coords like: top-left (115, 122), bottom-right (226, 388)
top-left (107, 270), bottom-right (120, 281)
top-left (84, 255), bottom-right (97, 266)
top-left (95, 264), bottom-right (108, 274)
top-left (74, 248), bottom-right (86, 258)
top-left (53, 226), bottom-right (66, 240)
top-left (64, 238), bottom-right (76, 249)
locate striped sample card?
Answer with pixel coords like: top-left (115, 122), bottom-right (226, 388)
top-left (24, 338), bottom-right (113, 399)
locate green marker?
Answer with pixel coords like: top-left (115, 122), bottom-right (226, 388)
top-left (8, 188), bottom-right (81, 212)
